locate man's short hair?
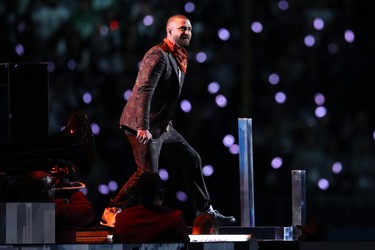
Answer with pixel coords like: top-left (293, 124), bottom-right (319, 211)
top-left (136, 172), bottom-right (163, 195)
top-left (192, 213), bottom-right (219, 235)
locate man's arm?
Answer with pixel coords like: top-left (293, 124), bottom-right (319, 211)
top-left (134, 47), bottom-right (166, 131)
top-left (55, 191), bottom-right (95, 228)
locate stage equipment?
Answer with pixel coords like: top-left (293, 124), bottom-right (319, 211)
top-left (0, 110), bottom-right (95, 199)
top-left (0, 63), bottom-right (49, 144)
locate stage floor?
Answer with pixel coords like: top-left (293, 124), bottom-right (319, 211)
top-left (2, 225), bottom-right (375, 249)
top-left (2, 240), bottom-right (375, 250)
top-left (72, 225), bottom-right (375, 250)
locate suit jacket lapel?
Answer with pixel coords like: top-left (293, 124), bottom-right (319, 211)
top-left (168, 53), bottom-right (185, 86)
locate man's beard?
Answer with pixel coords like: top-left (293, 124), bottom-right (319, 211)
top-left (175, 35), bottom-right (190, 47)
top-left (180, 39), bottom-right (190, 47)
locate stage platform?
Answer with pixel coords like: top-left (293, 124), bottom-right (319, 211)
top-left (74, 225), bottom-right (375, 250)
top-left (2, 223), bottom-right (375, 249)
top-left (2, 240), bottom-right (375, 250)
top-left (75, 225), bottom-right (295, 243)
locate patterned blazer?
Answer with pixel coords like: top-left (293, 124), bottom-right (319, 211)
top-left (119, 41), bottom-right (185, 139)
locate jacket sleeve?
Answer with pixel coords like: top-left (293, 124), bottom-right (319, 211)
top-left (134, 47), bottom-right (166, 130)
top-left (55, 191), bottom-right (95, 228)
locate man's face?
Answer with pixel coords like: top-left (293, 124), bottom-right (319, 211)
top-left (170, 18), bottom-right (192, 48)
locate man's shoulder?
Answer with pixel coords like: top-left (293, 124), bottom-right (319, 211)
top-left (147, 42), bottom-right (169, 55)
top-left (142, 43), bottom-right (170, 65)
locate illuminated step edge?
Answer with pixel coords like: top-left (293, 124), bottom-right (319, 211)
top-left (189, 226), bottom-right (294, 241)
top-left (189, 234), bottom-right (253, 242)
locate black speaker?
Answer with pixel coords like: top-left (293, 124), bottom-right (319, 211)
top-left (0, 63), bottom-right (49, 144)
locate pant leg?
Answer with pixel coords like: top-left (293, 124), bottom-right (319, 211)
top-left (160, 127), bottom-right (210, 211)
top-left (109, 131), bottom-right (162, 209)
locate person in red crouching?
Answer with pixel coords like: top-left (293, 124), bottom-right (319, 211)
top-left (19, 170), bottom-right (95, 243)
top-left (113, 171), bottom-right (190, 243)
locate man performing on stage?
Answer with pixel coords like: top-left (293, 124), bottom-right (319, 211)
top-left (101, 14), bottom-right (235, 227)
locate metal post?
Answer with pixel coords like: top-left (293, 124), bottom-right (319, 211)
top-left (292, 170), bottom-right (306, 239)
top-left (238, 118), bottom-right (255, 227)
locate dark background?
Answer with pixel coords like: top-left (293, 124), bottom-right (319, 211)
top-left (1, 0), bottom-right (375, 240)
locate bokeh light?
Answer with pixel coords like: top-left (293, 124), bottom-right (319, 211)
top-left (108, 180), bottom-right (118, 192)
top-left (251, 21), bottom-right (263, 33)
top-left (143, 15), bottom-right (154, 26)
top-left (123, 89), bottom-right (132, 101)
top-left (180, 99), bottom-right (192, 113)
top-left (223, 134), bottom-right (235, 147)
top-left (202, 165), bottom-right (214, 176)
top-left (229, 144), bottom-right (239, 155)
top-left (83, 92), bottom-right (92, 104)
top-left (315, 106), bottom-right (327, 118)
top-left (207, 81), bottom-right (220, 94)
top-left (218, 28), bottom-right (230, 41)
top-left (313, 18), bottom-right (325, 30)
top-left (304, 34), bottom-right (316, 47)
top-left (195, 52), bottom-right (207, 63)
top-left (271, 157), bottom-right (283, 169)
top-left (159, 168), bottom-right (169, 181)
top-left (176, 191), bottom-right (188, 202)
top-left (278, 0), bottom-right (289, 11)
top-left (184, 2), bottom-right (195, 13)
top-left (332, 162), bottom-right (343, 174)
top-left (91, 123), bottom-right (100, 135)
top-left (98, 184), bottom-right (110, 195)
top-left (314, 92), bottom-right (325, 106)
top-left (275, 92), bottom-right (286, 104)
top-left (344, 30), bottom-right (355, 43)
top-left (268, 73), bottom-right (280, 85)
top-left (318, 178), bottom-right (330, 190)
top-left (215, 94), bottom-right (227, 107)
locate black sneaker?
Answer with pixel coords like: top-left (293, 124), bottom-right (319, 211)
top-left (197, 205), bottom-right (236, 225)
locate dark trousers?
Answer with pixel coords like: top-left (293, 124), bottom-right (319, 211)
top-left (109, 125), bottom-right (210, 211)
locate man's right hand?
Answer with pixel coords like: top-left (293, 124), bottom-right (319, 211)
top-left (137, 129), bottom-right (153, 144)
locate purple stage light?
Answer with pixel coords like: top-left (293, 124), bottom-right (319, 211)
top-left (91, 123), bottom-right (100, 135)
top-left (215, 94), bottom-right (227, 107)
top-left (318, 179), bottom-right (329, 190)
top-left (176, 191), bottom-right (188, 202)
top-left (275, 92), bottom-right (286, 104)
top-left (251, 21), bottom-right (263, 33)
top-left (159, 168), bottom-right (169, 181)
top-left (332, 162), bottom-right (342, 174)
top-left (207, 81), bottom-right (220, 94)
top-left (271, 157), bottom-right (283, 169)
top-left (268, 73), bottom-right (280, 85)
top-left (83, 92), bottom-right (92, 104)
top-left (229, 144), bottom-right (239, 155)
top-left (195, 52), bottom-right (207, 63)
top-left (202, 165), bottom-right (214, 177)
top-left (143, 15), bottom-right (154, 26)
top-left (98, 184), bottom-right (110, 195)
top-left (218, 28), bottom-right (230, 41)
top-left (184, 2), bottom-right (195, 13)
top-left (223, 134), bottom-right (235, 147)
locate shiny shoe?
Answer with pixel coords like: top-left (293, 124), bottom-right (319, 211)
top-left (197, 205), bottom-right (236, 226)
top-left (100, 207), bottom-right (122, 228)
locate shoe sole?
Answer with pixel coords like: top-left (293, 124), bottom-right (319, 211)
top-left (100, 220), bottom-right (114, 228)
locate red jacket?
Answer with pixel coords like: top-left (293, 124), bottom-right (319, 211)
top-left (113, 204), bottom-right (190, 243)
top-left (55, 191), bottom-right (95, 243)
